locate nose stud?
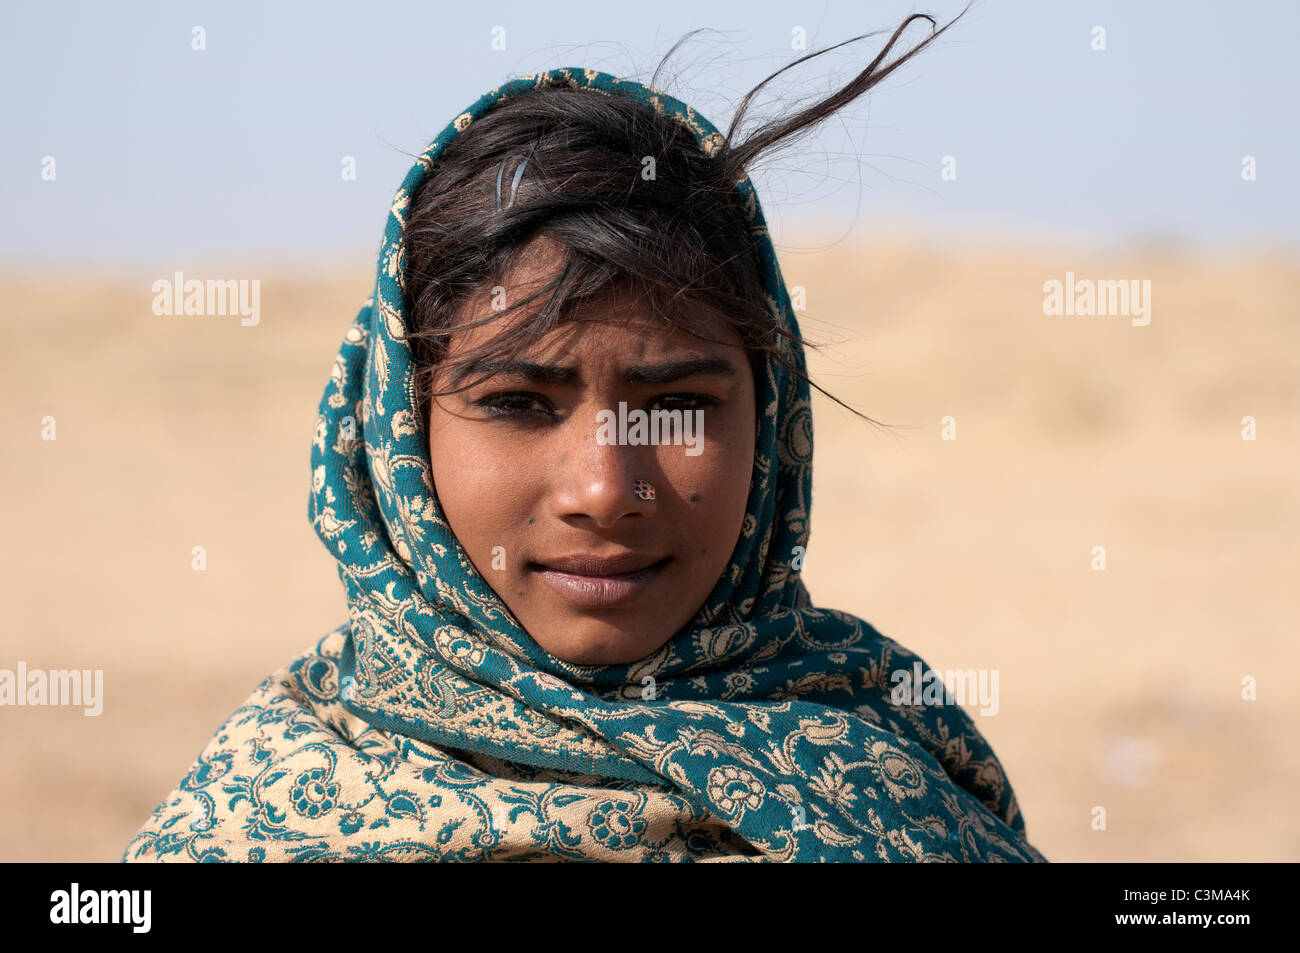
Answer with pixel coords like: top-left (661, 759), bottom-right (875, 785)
top-left (633, 479), bottom-right (656, 501)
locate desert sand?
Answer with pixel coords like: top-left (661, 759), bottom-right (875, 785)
top-left (2, 235), bottom-right (1296, 861)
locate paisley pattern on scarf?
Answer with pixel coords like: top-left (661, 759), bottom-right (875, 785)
top-left (123, 67), bottom-right (1047, 863)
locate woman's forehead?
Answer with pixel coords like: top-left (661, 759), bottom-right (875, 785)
top-left (445, 254), bottom-right (745, 359)
top-left (445, 304), bottom-right (745, 367)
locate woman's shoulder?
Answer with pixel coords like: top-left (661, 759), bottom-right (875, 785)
top-left (120, 621), bottom-right (391, 863)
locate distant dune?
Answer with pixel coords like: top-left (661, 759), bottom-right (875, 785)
top-left (3, 237), bottom-right (1296, 861)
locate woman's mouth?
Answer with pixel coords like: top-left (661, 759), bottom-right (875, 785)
top-left (530, 554), bottom-right (672, 609)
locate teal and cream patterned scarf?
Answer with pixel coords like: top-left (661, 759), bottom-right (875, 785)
top-left (124, 68), bottom-right (1046, 863)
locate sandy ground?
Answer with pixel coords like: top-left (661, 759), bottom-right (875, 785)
top-left (2, 235), bottom-right (1296, 862)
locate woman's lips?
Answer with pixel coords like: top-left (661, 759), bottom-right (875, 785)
top-left (531, 556), bottom-right (671, 609)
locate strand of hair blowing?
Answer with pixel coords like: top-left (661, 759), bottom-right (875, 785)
top-left (402, 6), bottom-right (969, 429)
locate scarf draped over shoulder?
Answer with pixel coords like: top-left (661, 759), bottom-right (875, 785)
top-left (123, 67), bottom-right (1046, 863)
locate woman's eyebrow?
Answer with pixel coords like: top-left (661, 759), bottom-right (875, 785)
top-left (453, 356), bottom-right (737, 386)
top-left (453, 358), bottom-right (578, 386)
top-left (624, 357), bottom-right (738, 384)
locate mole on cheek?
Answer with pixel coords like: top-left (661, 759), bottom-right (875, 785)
top-left (688, 493), bottom-right (700, 503)
top-left (528, 517), bottom-right (535, 524)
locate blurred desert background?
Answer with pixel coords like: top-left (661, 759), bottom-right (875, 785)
top-left (2, 233), bottom-right (1296, 861)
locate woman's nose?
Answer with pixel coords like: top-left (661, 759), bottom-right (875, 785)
top-left (548, 408), bottom-right (656, 529)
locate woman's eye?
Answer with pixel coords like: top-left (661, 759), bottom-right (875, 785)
top-left (649, 394), bottom-right (719, 412)
top-left (473, 392), bottom-right (717, 422)
top-left (474, 392), bottom-right (556, 421)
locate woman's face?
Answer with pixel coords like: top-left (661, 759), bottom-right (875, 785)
top-left (425, 243), bottom-right (756, 666)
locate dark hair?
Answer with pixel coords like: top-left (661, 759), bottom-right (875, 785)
top-left (403, 7), bottom-right (967, 428)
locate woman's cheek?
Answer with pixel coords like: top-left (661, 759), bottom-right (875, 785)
top-left (663, 423), bottom-right (749, 526)
top-left (447, 444), bottom-right (520, 530)
top-left (430, 424), bottom-right (498, 548)
top-left (696, 410), bottom-right (754, 489)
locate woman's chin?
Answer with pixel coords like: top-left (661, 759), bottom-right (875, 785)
top-left (530, 616), bottom-right (673, 667)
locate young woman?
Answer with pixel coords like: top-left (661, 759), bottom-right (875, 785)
top-left (124, 12), bottom-right (1047, 862)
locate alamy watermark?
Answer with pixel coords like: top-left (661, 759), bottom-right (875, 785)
top-left (1042, 271), bottom-right (1151, 326)
top-left (595, 401), bottom-right (703, 456)
top-left (50, 884), bottom-right (150, 933)
top-left (890, 662), bottom-right (999, 717)
top-left (151, 271), bottom-right (260, 326)
top-left (0, 663), bottom-right (103, 716)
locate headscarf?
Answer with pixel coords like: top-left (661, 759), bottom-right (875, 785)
top-left (123, 67), bottom-right (1046, 862)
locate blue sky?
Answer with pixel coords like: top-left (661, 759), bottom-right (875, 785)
top-left (2, 0), bottom-right (1295, 267)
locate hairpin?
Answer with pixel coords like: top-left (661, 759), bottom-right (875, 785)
top-left (494, 140), bottom-right (538, 211)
